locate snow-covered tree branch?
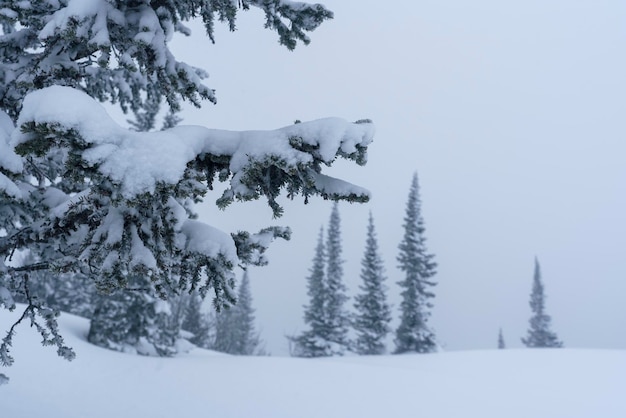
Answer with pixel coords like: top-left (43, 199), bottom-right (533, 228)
top-left (0, 0), bottom-right (374, 372)
top-left (0, 0), bottom-right (333, 121)
top-left (2, 84), bottom-right (372, 297)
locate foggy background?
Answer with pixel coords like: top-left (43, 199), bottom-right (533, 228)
top-left (160, 0), bottom-right (625, 355)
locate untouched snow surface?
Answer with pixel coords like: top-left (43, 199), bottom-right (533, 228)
top-left (1, 310), bottom-right (625, 418)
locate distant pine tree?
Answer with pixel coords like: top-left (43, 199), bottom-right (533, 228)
top-left (323, 203), bottom-right (351, 354)
top-left (353, 212), bottom-right (391, 355)
top-left (521, 258), bottom-right (563, 348)
top-left (181, 292), bottom-right (212, 349)
top-left (88, 276), bottom-right (179, 357)
top-left (12, 252), bottom-right (95, 318)
top-left (291, 204), bottom-right (351, 357)
top-left (498, 328), bottom-right (506, 349)
top-left (394, 173), bottom-right (438, 354)
top-left (212, 270), bottom-right (264, 355)
top-left (212, 305), bottom-right (238, 354)
top-left (289, 228), bottom-right (331, 357)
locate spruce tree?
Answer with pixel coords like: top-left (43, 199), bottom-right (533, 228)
top-left (212, 270), bottom-right (264, 355)
top-left (521, 258), bottom-right (563, 348)
top-left (323, 202), bottom-right (351, 354)
top-left (87, 276), bottom-right (179, 357)
top-left (498, 328), bottom-right (506, 349)
top-left (353, 212), bottom-right (391, 355)
top-left (10, 252), bottom-right (95, 318)
top-left (212, 305), bottom-right (238, 354)
top-left (291, 204), bottom-right (351, 356)
top-left (181, 293), bottom-right (213, 349)
top-left (232, 269), bottom-right (263, 355)
top-left (289, 228), bottom-right (330, 357)
top-left (0, 1), bottom-right (374, 374)
top-left (394, 173), bottom-right (438, 354)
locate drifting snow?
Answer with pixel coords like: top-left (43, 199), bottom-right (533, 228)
top-left (1, 309), bottom-right (625, 418)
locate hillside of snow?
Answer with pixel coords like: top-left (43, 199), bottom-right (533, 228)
top-left (1, 309), bottom-right (625, 418)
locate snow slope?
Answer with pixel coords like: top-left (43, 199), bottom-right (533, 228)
top-left (1, 310), bottom-right (624, 418)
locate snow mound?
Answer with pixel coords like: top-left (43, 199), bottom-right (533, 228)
top-left (1, 309), bottom-right (624, 418)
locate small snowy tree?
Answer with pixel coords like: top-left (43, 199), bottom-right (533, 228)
top-left (10, 252), bottom-right (95, 318)
top-left (212, 270), bottom-right (264, 355)
top-left (291, 204), bottom-right (351, 357)
top-left (88, 275), bottom-right (179, 357)
top-left (0, 1), bottom-right (374, 373)
top-left (498, 328), bottom-right (506, 349)
top-left (232, 270), bottom-right (264, 355)
top-left (521, 258), bottom-right (563, 348)
top-left (394, 173), bottom-right (438, 354)
top-left (353, 212), bottom-right (391, 355)
top-left (323, 203), bottom-right (351, 353)
top-left (181, 292), bottom-right (213, 349)
top-left (88, 278), bottom-right (189, 357)
top-left (289, 228), bottom-right (329, 357)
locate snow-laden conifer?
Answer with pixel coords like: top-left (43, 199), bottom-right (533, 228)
top-left (291, 204), bottom-right (351, 356)
top-left (521, 258), bottom-right (563, 348)
top-left (87, 276), bottom-right (179, 356)
top-left (212, 270), bottom-right (264, 355)
top-left (353, 212), bottom-right (391, 355)
top-left (323, 203), bottom-right (351, 353)
top-left (0, 0), bottom-right (333, 121)
top-left (10, 265), bottom-right (95, 320)
top-left (289, 228), bottom-right (330, 357)
top-left (181, 293), bottom-right (213, 349)
top-left (498, 328), bottom-right (506, 349)
top-left (232, 270), bottom-right (264, 355)
top-left (394, 173), bottom-right (438, 354)
top-left (0, 1), bottom-right (373, 372)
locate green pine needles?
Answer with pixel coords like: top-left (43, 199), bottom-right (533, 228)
top-left (393, 173), bottom-right (438, 354)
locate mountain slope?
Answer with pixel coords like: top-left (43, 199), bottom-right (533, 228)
top-left (1, 310), bottom-right (625, 418)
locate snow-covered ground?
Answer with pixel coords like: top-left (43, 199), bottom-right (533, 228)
top-left (2, 310), bottom-right (625, 418)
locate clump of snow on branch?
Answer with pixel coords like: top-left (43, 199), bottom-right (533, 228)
top-left (180, 220), bottom-right (238, 266)
top-left (14, 86), bottom-right (373, 203)
top-left (6, 86), bottom-right (373, 298)
top-left (0, 112), bottom-right (21, 198)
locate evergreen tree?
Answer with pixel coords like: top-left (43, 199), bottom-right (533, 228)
top-left (521, 258), bottom-right (563, 348)
top-left (289, 228), bottom-right (331, 357)
top-left (231, 269), bottom-right (263, 355)
top-left (498, 328), bottom-right (506, 349)
top-left (10, 252), bottom-right (95, 318)
top-left (291, 204), bottom-right (351, 356)
top-left (181, 292), bottom-right (213, 349)
top-left (212, 270), bottom-right (264, 355)
top-left (394, 173), bottom-right (438, 354)
top-left (0, 1), bottom-right (373, 373)
top-left (353, 212), bottom-right (391, 355)
top-left (88, 276), bottom-right (179, 357)
top-left (323, 202), bottom-right (351, 353)
top-left (212, 306), bottom-right (238, 354)
top-left (89, 67), bottom-right (182, 353)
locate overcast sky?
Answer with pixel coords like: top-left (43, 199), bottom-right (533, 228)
top-left (165, 0), bottom-right (625, 355)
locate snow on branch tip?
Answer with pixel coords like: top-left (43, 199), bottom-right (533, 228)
top-left (12, 86), bottom-right (374, 211)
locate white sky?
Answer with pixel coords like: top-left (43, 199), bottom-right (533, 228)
top-left (166, 0), bottom-right (626, 355)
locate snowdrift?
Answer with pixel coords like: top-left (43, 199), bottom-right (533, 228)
top-left (1, 310), bottom-right (624, 418)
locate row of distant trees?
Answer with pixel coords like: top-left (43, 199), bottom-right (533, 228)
top-left (11, 172), bottom-right (562, 358)
top-left (9, 265), bottom-right (265, 356)
top-left (290, 173), bottom-right (563, 357)
top-left (290, 173), bottom-right (438, 356)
